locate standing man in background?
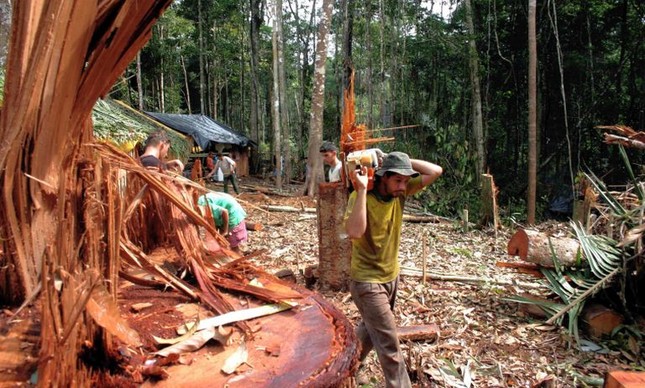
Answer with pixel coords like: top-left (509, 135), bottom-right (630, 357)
top-left (139, 130), bottom-right (184, 172)
top-left (319, 141), bottom-right (342, 182)
top-left (344, 151), bottom-right (442, 387)
top-left (206, 152), bottom-right (239, 194)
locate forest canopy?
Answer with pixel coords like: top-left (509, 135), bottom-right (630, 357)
top-left (5, 0), bottom-right (645, 220)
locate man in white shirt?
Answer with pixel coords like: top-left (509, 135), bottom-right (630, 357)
top-left (320, 141), bottom-right (342, 183)
top-left (206, 152), bottom-right (240, 194)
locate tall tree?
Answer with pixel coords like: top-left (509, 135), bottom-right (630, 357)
top-left (272, 0), bottom-right (283, 189)
top-left (286, 0), bottom-right (316, 159)
top-left (527, 0), bottom-right (537, 224)
top-left (465, 0), bottom-right (486, 180)
top-left (304, 0), bottom-right (333, 196)
top-left (198, 0), bottom-right (206, 114)
top-left (136, 52), bottom-right (144, 110)
top-left (249, 0), bottom-right (263, 146)
top-left (276, 0), bottom-right (291, 183)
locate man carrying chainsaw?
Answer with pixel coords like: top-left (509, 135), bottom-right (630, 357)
top-left (344, 150), bottom-right (442, 387)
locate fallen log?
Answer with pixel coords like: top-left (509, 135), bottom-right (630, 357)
top-left (507, 229), bottom-right (581, 268)
top-left (399, 266), bottom-right (544, 289)
top-left (402, 214), bottom-right (448, 223)
top-left (582, 304), bottom-right (624, 338)
top-left (262, 205), bottom-right (316, 213)
top-left (397, 324), bottom-right (440, 342)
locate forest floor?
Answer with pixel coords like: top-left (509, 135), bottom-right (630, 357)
top-left (231, 176), bottom-right (644, 387)
top-left (0, 176), bottom-right (642, 387)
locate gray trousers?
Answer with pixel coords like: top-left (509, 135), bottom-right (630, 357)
top-left (350, 277), bottom-right (412, 388)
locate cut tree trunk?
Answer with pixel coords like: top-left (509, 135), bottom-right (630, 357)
top-left (507, 229), bottom-right (581, 267)
top-left (317, 182), bottom-right (351, 291)
top-left (480, 173), bottom-right (500, 229)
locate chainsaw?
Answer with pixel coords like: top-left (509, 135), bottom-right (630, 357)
top-left (344, 149), bottom-right (381, 190)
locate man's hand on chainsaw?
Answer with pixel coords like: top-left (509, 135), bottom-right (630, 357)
top-left (374, 148), bottom-right (387, 166)
top-left (350, 166), bottom-right (369, 191)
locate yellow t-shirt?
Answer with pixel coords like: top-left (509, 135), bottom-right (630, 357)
top-left (344, 176), bottom-right (424, 283)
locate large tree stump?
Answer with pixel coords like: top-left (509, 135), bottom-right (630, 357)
top-left (317, 182), bottom-right (351, 291)
top-left (507, 229), bottom-right (581, 267)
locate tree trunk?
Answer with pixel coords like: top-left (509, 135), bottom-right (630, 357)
top-left (507, 229), bottom-right (581, 268)
top-left (276, 0), bottom-right (290, 183)
top-left (136, 51), bottom-right (144, 110)
top-left (480, 173), bottom-right (499, 229)
top-left (341, 0), bottom-right (354, 101)
top-left (271, 1), bottom-right (282, 190)
top-left (317, 183), bottom-right (351, 290)
top-left (250, 0), bottom-right (263, 148)
top-left (198, 0), bottom-right (206, 114)
top-left (527, 0), bottom-right (537, 224)
top-left (304, 0), bottom-right (333, 196)
top-left (181, 55), bottom-right (192, 114)
top-left (286, 0), bottom-right (316, 160)
top-left (465, 0), bottom-right (486, 180)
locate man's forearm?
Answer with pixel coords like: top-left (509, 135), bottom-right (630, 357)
top-left (345, 189), bottom-right (367, 239)
top-left (411, 159), bottom-right (442, 186)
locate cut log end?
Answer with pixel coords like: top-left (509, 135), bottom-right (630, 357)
top-left (507, 229), bottom-right (529, 260)
top-left (397, 324), bottom-right (440, 342)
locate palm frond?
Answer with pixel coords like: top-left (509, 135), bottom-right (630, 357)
top-left (618, 145), bottom-right (644, 201)
top-left (585, 171), bottom-right (627, 217)
top-left (541, 223), bottom-right (623, 331)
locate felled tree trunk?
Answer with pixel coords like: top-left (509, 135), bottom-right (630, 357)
top-left (507, 229), bottom-right (581, 267)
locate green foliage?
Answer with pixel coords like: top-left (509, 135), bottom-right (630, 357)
top-left (110, 0), bottom-right (645, 209)
top-left (92, 99), bottom-right (191, 160)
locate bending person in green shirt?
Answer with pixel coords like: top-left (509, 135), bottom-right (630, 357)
top-left (198, 192), bottom-right (248, 253)
top-left (344, 151), bottom-right (442, 387)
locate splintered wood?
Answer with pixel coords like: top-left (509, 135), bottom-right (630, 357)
top-left (0, 1), bottom-right (359, 385)
top-left (480, 173), bottom-right (500, 229)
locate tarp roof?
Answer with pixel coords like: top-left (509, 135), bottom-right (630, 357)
top-left (144, 112), bottom-right (256, 150)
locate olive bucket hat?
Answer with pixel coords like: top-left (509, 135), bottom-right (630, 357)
top-left (375, 151), bottom-right (419, 177)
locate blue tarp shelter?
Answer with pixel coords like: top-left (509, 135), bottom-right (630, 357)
top-left (144, 112), bottom-right (255, 151)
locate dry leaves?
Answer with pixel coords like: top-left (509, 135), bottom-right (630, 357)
top-left (237, 180), bottom-right (637, 386)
